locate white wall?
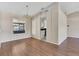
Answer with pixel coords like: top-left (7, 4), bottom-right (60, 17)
top-left (32, 15), bottom-right (41, 39)
top-left (67, 12), bottom-right (79, 38)
top-left (46, 3), bottom-right (67, 45)
top-left (0, 12), bottom-right (32, 43)
top-left (58, 7), bottom-right (67, 45)
top-left (46, 3), bottom-right (58, 44)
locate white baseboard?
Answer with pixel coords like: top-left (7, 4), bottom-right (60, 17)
top-left (0, 36), bottom-right (32, 45)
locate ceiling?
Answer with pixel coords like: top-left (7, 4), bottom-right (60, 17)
top-left (0, 2), bottom-right (79, 16)
top-left (60, 2), bottom-right (79, 15)
top-left (0, 2), bottom-right (52, 16)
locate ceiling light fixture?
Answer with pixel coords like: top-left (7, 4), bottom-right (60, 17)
top-left (26, 5), bottom-right (29, 16)
top-left (24, 5), bottom-right (32, 19)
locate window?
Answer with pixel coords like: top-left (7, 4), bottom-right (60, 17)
top-left (13, 23), bottom-right (25, 34)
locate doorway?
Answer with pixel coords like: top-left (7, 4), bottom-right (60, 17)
top-left (40, 10), bottom-right (47, 41)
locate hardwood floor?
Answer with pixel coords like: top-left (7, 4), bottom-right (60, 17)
top-left (0, 37), bottom-right (79, 56)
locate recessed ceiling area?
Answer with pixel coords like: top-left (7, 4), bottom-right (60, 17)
top-left (60, 2), bottom-right (79, 15)
top-left (0, 2), bottom-right (52, 16)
